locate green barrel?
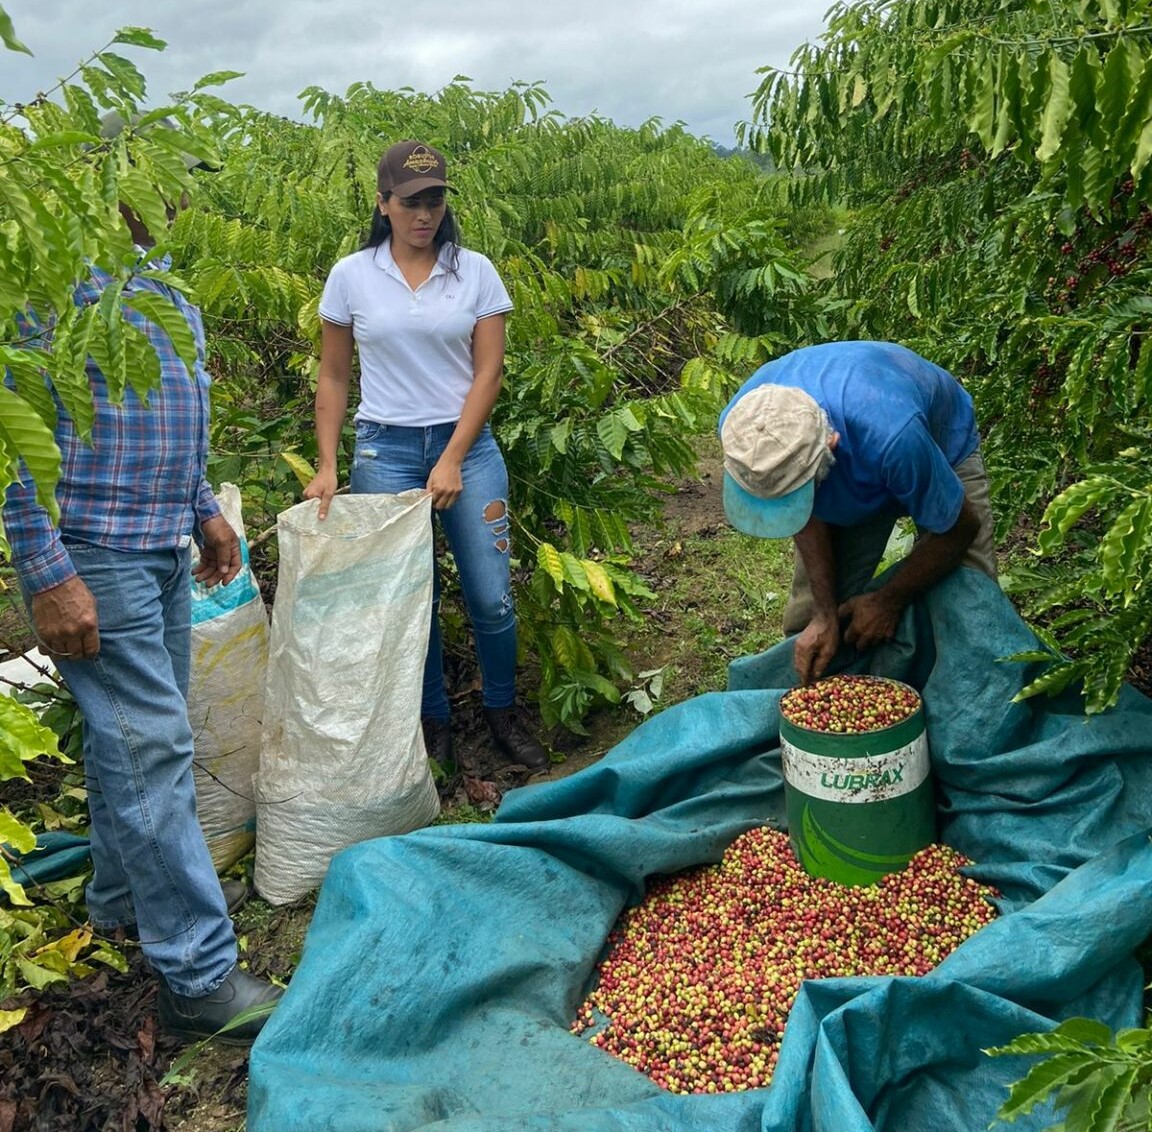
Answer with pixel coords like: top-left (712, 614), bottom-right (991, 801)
top-left (779, 682), bottom-right (936, 886)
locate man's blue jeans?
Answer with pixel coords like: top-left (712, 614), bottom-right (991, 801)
top-left (349, 421), bottom-right (518, 720)
top-left (52, 542), bottom-right (237, 997)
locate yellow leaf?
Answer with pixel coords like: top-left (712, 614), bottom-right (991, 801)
top-left (36, 927), bottom-right (92, 964)
top-left (0, 1007), bottom-right (28, 1034)
top-left (536, 542), bottom-right (565, 590)
top-left (582, 559), bottom-right (617, 605)
top-left (279, 450), bottom-right (316, 489)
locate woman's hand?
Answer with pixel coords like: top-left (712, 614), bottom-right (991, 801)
top-left (427, 457), bottom-right (463, 510)
top-left (304, 468), bottom-right (339, 520)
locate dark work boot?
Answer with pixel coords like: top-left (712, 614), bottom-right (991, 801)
top-left (221, 879), bottom-right (249, 917)
top-left (421, 716), bottom-right (454, 766)
top-left (157, 966), bottom-right (284, 1045)
top-left (484, 706), bottom-right (549, 771)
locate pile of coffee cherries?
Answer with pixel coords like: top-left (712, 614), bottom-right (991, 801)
top-left (780, 674), bottom-right (921, 733)
top-left (571, 828), bottom-right (998, 1094)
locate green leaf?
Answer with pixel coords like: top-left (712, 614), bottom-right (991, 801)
top-left (0, 858), bottom-right (30, 905)
top-left (1099, 495), bottom-right (1152, 597)
top-left (1037, 478), bottom-right (1120, 556)
top-left (0, 4), bottom-right (31, 54)
top-left (536, 543), bottom-right (565, 592)
top-left (970, 62), bottom-right (996, 151)
top-left (991, 1051), bottom-right (1102, 1120)
top-left (112, 26), bottom-right (166, 50)
top-left (192, 70), bottom-right (245, 91)
top-left (1012, 660), bottom-right (1085, 703)
top-left (25, 131), bottom-right (101, 152)
top-left (559, 552), bottom-right (590, 592)
top-left (1054, 1019), bottom-right (1119, 1046)
top-left (1061, 1062), bottom-right (1138, 1132)
top-left (595, 408), bottom-right (641, 460)
top-left (14, 957), bottom-right (67, 991)
top-left (123, 288), bottom-right (198, 374)
top-left (0, 809), bottom-right (37, 854)
top-left (0, 696), bottom-right (60, 781)
top-left (1036, 53), bottom-right (1072, 163)
top-left (0, 385), bottom-right (61, 522)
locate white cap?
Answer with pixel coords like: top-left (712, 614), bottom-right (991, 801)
top-left (720, 384), bottom-right (828, 538)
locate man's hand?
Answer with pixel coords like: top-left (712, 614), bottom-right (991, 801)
top-left (303, 468), bottom-right (338, 520)
top-left (794, 614), bottom-right (840, 685)
top-left (838, 590), bottom-right (903, 650)
top-left (31, 577), bottom-right (100, 660)
top-left (195, 515), bottom-right (241, 589)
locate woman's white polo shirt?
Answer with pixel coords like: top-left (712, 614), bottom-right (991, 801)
top-left (319, 240), bottom-right (513, 427)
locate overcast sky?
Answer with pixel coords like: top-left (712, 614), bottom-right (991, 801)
top-left (2, 1), bottom-right (831, 146)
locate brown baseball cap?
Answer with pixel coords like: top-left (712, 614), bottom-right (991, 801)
top-left (377, 140), bottom-right (451, 197)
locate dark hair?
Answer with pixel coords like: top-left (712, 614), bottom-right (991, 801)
top-left (362, 195), bottom-right (462, 276)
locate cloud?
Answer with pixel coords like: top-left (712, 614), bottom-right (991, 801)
top-left (1, 0), bottom-right (828, 144)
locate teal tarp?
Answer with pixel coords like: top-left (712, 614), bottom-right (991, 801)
top-left (247, 569), bottom-right (1152, 1131)
top-left (2, 832), bottom-right (90, 891)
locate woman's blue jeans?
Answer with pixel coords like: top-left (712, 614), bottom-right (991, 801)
top-left (349, 421), bottom-right (518, 719)
top-left (51, 543), bottom-right (237, 997)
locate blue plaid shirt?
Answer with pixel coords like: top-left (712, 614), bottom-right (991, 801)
top-left (3, 257), bottom-right (221, 594)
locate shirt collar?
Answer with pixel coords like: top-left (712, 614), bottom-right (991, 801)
top-left (374, 238), bottom-right (448, 281)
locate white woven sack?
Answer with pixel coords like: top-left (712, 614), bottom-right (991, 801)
top-left (254, 492), bottom-right (440, 905)
top-left (188, 483), bottom-right (268, 872)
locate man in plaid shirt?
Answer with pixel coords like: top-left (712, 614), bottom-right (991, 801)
top-left (2, 116), bottom-right (281, 1044)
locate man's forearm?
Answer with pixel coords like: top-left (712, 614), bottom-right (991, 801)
top-left (878, 502), bottom-right (981, 608)
top-left (793, 516), bottom-right (838, 621)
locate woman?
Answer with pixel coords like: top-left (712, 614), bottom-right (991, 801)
top-left (303, 140), bottom-right (548, 772)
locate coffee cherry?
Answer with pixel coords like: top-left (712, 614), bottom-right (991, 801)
top-left (572, 830), bottom-right (998, 1094)
top-left (780, 675), bottom-right (920, 734)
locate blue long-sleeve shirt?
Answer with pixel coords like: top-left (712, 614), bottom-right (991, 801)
top-left (3, 258), bottom-right (220, 594)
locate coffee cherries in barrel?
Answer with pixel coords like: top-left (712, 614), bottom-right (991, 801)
top-left (780, 674), bottom-right (920, 734)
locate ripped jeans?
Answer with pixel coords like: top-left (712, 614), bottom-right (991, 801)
top-left (350, 420), bottom-right (518, 719)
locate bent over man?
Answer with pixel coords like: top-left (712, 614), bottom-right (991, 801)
top-left (719, 341), bottom-right (996, 684)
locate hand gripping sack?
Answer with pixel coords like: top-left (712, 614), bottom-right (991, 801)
top-left (187, 483), bottom-right (268, 872)
top-left (254, 492), bottom-right (440, 905)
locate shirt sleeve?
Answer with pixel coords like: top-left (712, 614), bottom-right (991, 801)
top-left (2, 468), bottom-right (77, 594)
top-left (880, 419), bottom-right (966, 534)
top-left (473, 254), bottom-right (513, 320)
top-left (318, 260), bottom-right (353, 326)
top-left (194, 479), bottom-right (222, 526)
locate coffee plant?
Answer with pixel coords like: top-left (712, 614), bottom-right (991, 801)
top-left (166, 75), bottom-right (829, 729)
top-left (744, 0), bottom-right (1152, 712)
top-left (987, 1016), bottom-right (1152, 1131)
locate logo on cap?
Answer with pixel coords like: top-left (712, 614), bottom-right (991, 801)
top-left (403, 147), bottom-right (440, 174)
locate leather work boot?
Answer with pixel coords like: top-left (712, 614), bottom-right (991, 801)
top-left (221, 878), bottom-right (249, 917)
top-left (421, 716), bottom-right (454, 766)
top-left (157, 966), bottom-right (284, 1045)
top-left (484, 706), bottom-right (549, 771)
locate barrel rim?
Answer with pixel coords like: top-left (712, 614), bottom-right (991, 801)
top-left (780, 703), bottom-right (925, 756)
top-left (779, 677), bottom-right (923, 737)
